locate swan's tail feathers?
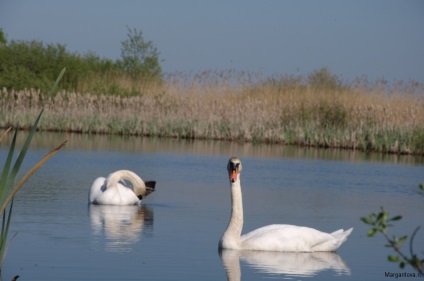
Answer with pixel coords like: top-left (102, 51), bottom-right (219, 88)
top-left (332, 228), bottom-right (353, 250)
top-left (330, 229), bottom-right (344, 236)
top-left (314, 228), bottom-right (353, 252)
top-left (332, 228), bottom-right (353, 240)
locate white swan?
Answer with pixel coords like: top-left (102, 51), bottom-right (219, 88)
top-left (89, 170), bottom-right (156, 205)
top-left (219, 157), bottom-right (353, 252)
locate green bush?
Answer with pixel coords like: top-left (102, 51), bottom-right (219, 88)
top-left (317, 101), bottom-right (348, 128)
top-left (0, 27), bottom-right (162, 95)
top-left (308, 67), bottom-right (344, 91)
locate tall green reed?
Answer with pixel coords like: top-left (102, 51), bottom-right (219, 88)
top-left (0, 68), bottom-right (67, 271)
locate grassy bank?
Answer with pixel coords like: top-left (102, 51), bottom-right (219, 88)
top-left (1, 71), bottom-right (424, 155)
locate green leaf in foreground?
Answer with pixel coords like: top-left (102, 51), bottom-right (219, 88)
top-left (388, 255), bottom-right (400, 262)
top-left (0, 67), bottom-right (67, 271)
top-left (361, 205), bottom-right (423, 275)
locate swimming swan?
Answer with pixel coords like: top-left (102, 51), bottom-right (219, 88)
top-left (89, 170), bottom-right (156, 205)
top-left (219, 157), bottom-right (353, 252)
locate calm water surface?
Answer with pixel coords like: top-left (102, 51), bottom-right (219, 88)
top-left (1, 133), bottom-right (423, 281)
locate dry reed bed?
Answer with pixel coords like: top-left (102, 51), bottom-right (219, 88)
top-left (1, 80), bottom-right (424, 155)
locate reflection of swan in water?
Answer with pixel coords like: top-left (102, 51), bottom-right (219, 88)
top-left (89, 170), bottom-right (156, 205)
top-left (219, 157), bottom-right (353, 252)
top-left (219, 249), bottom-right (351, 280)
top-left (89, 204), bottom-right (153, 252)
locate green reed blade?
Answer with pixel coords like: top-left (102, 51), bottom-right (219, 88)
top-left (0, 128), bottom-right (12, 143)
top-left (0, 141), bottom-right (67, 216)
top-left (0, 210), bottom-right (7, 259)
top-left (0, 232), bottom-right (17, 267)
top-left (0, 131), bottom-right (18, 205)
top-left (0, 210), bottom-right (5, 241)
top-left (0, 200), bottom-right (14, 266)
top-left (3, 109), bottom-right (44, 196)
top-left (47, 67), bottom-right (66, 100)
top-left (0, 68), bottom-right (66, 270)
top-left (3, 199), bottom-right (13, 242)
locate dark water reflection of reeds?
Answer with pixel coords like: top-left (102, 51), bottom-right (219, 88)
top-left (4, 131), bottom-right (424, 166)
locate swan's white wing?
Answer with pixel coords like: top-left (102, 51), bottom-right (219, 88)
top-left (89, 177), bottom-right (107, 204)
top-left (241, 224), bottom-right (349, 252)
top-left (98, 182), bottom-right (140, 205)
top-left (89, 177), bottom-right (140, 205)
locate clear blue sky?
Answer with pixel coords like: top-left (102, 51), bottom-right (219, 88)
top-left (1, 0), bottom-right (423, 83)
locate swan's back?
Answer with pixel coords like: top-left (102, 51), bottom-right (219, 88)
top-left (89, 177), bottom-right (140, 205)
top-left (241, 225), bottom-right (353, 252)
top-left (99, 182), bottom-right (140, 205)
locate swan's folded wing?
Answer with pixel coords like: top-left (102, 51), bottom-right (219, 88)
top-left (241, 224), bottom-right (337, 252)
top-left (89, 177), bottom-right (107, 204)
top-left (312, 228), bottom-right (353, 252)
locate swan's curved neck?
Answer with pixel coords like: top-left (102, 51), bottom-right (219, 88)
top-left (106, 170), bottom-right (145, 196)
top-left (221, 177), bottom-right (244, 249)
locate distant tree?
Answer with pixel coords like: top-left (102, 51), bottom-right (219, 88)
top-left (0, 28), bottom-right (6, 46)
top-left (308, 67), bottom-right (343, 91)
top-left (118, 26), bottom-right (162, 80)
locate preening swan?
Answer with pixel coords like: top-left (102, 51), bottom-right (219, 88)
top-left (219, 157), bottom-right (353, 252)
top-left (89, 170), bottom-right (156, 205)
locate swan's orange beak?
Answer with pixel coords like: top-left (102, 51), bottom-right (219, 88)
top-left (229, 169), bottom-right (238, 183)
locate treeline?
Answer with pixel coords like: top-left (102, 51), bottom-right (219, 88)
top-left (0, 27), bottom-right (162, 96)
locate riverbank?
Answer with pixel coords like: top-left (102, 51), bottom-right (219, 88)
top-left (1, 73), bottom-right (424, 155)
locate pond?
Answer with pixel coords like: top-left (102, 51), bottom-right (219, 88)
top-left (1, 133), bottom-right (423, 281)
